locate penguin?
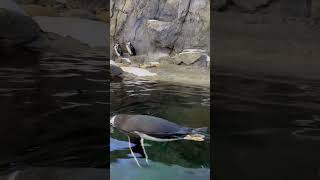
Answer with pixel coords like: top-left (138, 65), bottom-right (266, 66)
top-left (110, 114), bottom-right (208, 167)
top-left (114, 43), bottom-right (123, 57)
top-left (125, 41), bottom-right (136, 56)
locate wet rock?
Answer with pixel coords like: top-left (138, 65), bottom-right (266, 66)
top-left (110, 60), bottom-right (123, 77)
top-left (120, 67), bottom-right (157, 77)
top-left (0, 8), bottom-right (41, 47)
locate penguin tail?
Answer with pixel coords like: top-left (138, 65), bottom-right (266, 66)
top-left (191, 127), bottom-right (208, 134)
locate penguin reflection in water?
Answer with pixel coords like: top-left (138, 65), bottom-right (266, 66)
top-left (110, 114), bottom-right (208, 167)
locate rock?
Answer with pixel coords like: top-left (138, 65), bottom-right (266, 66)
top-left (22, 4), bottom-right (60, 16)
top-left (0, 8), bottom-right (41, 47)
top-left (0, 0), bottom-right (27, 15)
top-left (120, 67), bottom-right (157, 77)
top-left (96, 9), bottom-right (109, 22)
top-left (60, 9), bottom-right (97, 20)
top-left (110, 60), bottom-right (123, 77)
top-left (110, 0), bottom-right (210, 57)
top-left (146, 20), bottom-right (181, 48)
top-left (172, 51), bottom-right (209, 67)
top-left (232, 0), bottom-right (272, 12)
top-left (65, 0), bottom-right (108, 12)
top-left (173, 52), bottom-right (203, 65)
top-left (32, 16), bottom-right (108, 47)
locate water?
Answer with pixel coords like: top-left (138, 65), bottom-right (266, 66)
top-left (0, 50), bottom-right (108, 178)
top-left (214, 69), bottom-right (320, 180)
top-left (110, 78), bottom-right (211, 180)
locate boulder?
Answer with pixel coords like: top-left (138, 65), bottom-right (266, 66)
top-left (173, 52), bottom-right (203, 65)
top-left (172, 51), bottom-right (210, 67)
top-left (110, 60), bottom-right (123, 77)
top-left (0, 8), bottom-right (41, 47)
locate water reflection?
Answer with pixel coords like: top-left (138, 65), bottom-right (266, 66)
top-left (214, 70), bottom-right (320, 180)
top-left (0, 52), bottom-right (107, 176)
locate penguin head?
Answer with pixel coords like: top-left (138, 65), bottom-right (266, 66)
top-left (126, 42), bottom-right (131, 46)
top-left (110, 115), bottom-right (117, 127)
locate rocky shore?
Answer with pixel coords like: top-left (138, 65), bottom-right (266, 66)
top-left (1, 0), bottom-right (210, 87)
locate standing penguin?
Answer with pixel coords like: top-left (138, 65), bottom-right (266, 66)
top-left (114, 43), bottom-right (123, 57)
top-left (125, 41), bottom-right (136, 56)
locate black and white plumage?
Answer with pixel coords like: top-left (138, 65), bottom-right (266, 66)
top-left (114, 43), bottom-right (123, 57)
top-left (110, 114), bottom-right (208, 167)
top-left (125, 41), bottom-right (136, 56)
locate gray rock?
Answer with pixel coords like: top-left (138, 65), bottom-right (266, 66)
top-left (0, 8), bottom-right (41, 47)
top-left (173, 52), bottom-right (203, 65)
top-left (232, 0), bottom-right (272, 12)
top-left (110, 0), bottom-right (210, 58)
top-left (110, 60), bottom-right (123, 77)
top-left (0, 0), bottom-right (26, 15)
top-left (32, 16), bottom-right (108, 48)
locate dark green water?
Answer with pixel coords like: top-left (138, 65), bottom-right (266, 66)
top-left (110, 78), bottom-right (211, 180)
top-left (214, 69), bottom-right (320, 180)
top-left (0, 52), bottom-right (108, 179)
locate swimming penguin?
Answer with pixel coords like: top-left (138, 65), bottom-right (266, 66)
top-left (125, 41), bottom-right (136, 56)
top-left (114, 43), bottom-right (123, 57)
top-left (110, 114), bottom-right (208, 167)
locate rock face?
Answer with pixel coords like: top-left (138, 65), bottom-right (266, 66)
top-left (0, 8), bottom-right (41, 47)
top-left (66, 0), bottom-right (108, 11)
top-left (110, 0), bottom-right (210, 58)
